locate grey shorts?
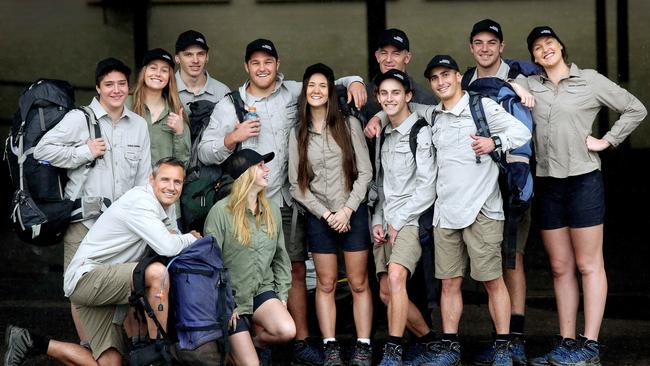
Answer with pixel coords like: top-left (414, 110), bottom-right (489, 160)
top-left (503, 207), bottom-right (531, 255)
top-left (434, 213), bottom-right (504, 282)
top-left (373, 225), bottom-right (421, 277)
top-left (69, 263), bottom-right (137, 359)
top-left (281, 205), bottom-right (307, 262)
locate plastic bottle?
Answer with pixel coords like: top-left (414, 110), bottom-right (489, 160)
top-left (242, 106), bottom-right (259, 148)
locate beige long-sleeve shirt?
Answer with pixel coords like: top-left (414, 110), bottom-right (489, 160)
top-left (288, 117), bottom-right (372, 218)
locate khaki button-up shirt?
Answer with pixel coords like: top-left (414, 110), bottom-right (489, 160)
top-left (521, 63), bottom-right (647, 178)
top-left (204, 198), bottom-right (291, 315)
top-left (175, 71), bottom-right (231, 114)
top-left (34, 98), bottom-right (152, 228)
top-left (288, 117), bottom-right (372, 218)
top-left (371, 113), bottom-right (436, 231)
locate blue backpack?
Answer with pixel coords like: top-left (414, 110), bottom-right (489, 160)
top-left (463, 77), bottom-right (534, 269)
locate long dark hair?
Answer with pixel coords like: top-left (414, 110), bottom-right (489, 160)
top-left (296, 74), bottom-right (357, 193)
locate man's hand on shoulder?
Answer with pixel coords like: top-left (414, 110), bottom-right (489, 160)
top-left (348, 81), bottom-right (367, 110)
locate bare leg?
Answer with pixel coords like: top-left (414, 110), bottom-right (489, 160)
top-left (378, 274), bottom-right (430, 337)
top-left (542, 227), bottom-right (578, 339)
top-left (386, 263), bottom-right (410, 337)
top-left (312, 253), bottom-right (338, 338)
top-left (144, 262), bottom-right (169, 338)
top-left (343, 250), bottom-right (373, 339)
top-left (288, 261), bottom-right (309, 340)
top-left (440, 277), bottom-right (463, 334)
top-left (571, 225), bottom-right (606, 340)
top-left (504, 253), bottom-right (526, 316)
top-left (483, 277), bottom-right (511, 335)
top-left (252, 298), bottom-right (297, 346)
top-left (229, 331), bottom-right (260, 366)
top-left (47, 340), bottom-right (121, 366)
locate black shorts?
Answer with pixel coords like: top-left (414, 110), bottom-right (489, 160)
top-left (228, 290), bottom-right (279, 335)
top-left (536, 170), bottom-right (605, 230)
top-left (306, 203), bottom-right (371, 254)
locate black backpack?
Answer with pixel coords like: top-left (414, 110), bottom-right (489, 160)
top-left (5, 80), bottom-right (101, 246)
top-left (181, 92), bottom-right (244, 232)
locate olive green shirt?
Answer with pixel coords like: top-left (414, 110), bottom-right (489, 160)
top-left (125, 96), bottom-right (191, 167)
top-left (204, 198), bottom-right (291, 315)
top-left (288, 116), bottom-right (372, 218)
top-left (520, 63), bottom-right (647, 178)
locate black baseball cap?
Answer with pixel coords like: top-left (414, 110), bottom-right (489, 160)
top-left (302, 63), bottom-right (335, 84)
top-left (175, 30), bottom-right (209, 53)
top-left (95, 57), bottom-right (131, 85)
top-left (373, 69), bottom-right (412, 92)
top-left (423, 55), bottom-right (460, 79)
top-left (224, 149), bottom-right (275, 180)
top-left (245, 39), bottom-right (279, 62)
top-left (527, 26), bottom-right (562, 52)
top-left (142, 48), bottom-right (175, 69)
top-left (470, 19), bottom-right (504, 42)
top-left (377, 28), bottom-right (410, 51)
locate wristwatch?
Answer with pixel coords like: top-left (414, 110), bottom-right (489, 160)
top-left (491, 135), bottom-right (502, 150)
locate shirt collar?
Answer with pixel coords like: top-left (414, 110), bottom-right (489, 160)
top-left (434, 92), bottom-right (469, 116)
top-left (386, 112), bottom-right (420, 136)
top-left (175, 70), bottom-right (215, 96)
top-left (242, 73), bottom-right (285, 102)
top-left (146, 183), bottom-right (175, 220)
top-left (539, 63), bottom-right (581, 82)
top-left (90, 97), bottom-right (130, 121)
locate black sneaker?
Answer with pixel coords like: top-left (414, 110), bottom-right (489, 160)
top-left (4, 325), bottom-right (35, 366)
top-left (292, 339), bottom-right (324, 365)
top-left (349, 341), bottom-right (373, 366)
top-left (378, 342), bottom-right (403, 366)
top-left (323, 341), bottom-right (343, 366)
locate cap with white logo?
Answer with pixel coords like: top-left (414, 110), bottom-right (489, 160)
top-left (142, 48), bottom-right (175, 69)
top-left (245, 38), bottom-right (279, 61)
top-left (377, 28), bottom-right (410, 51)
top-left (423, 54), bottom-right (460, 79)
top-left (527, 25), bottom-right (562, 52)
top-left (470, 19), bottom-right (504, 42)
top-left (373, 69), bottom-right (412, 91)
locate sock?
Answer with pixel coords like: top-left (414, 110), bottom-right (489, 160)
top-left (495, 334), bottom-right (510, 344)
top-left (357, 338), bottom-right (371, 345)
top-left (323, 337), bottom-right (336, 344)
top-left (31, 333), bottom-right (51, 355)
top-left (441, 333), bottom-right (458, 342)
top-left (416, 331), bottom-right (436, 344)
top-left (510, 314), bottom-right (525, 335)
top-left (387, 336), bottom-right (402, 346)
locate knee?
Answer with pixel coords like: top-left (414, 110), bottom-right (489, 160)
top-left (347, 276), bottom-right (369, 295)
top-left (387, 267), bottom-right (407, 293)
top-left (576, 257), bottom-right (604, 276)
top-left (549, 259), bottom-right (575, 278)
top-left (482, 277), bottom-right (505, 293)
top-left (145, 262), bottom-right (167, 289)
top-left (441, 278), bottom-right (462, 295)
top-left (275, 321), bottom-right (296, 342)
top-left (317, 276), bottom-right (337, 295)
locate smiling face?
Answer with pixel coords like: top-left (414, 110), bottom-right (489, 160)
top-left (245, 51), bottom-right (279, 92)
top-left (375, 44), bottom-right (412, 73)
top-left (377, 78), bottom-right (412, 120)
top-left (532, 36), bottom-right (564, 68)
top-left (175, 45), bottom-right (208, 78)
top-left (428, 67), bottom-right (462, 102)
top-left (96, 70), bottom-right (129, 113)
top-left (306, 73), bottom-right (329, 110)
top-left (252, 161), bottom-right (270, 189)
top-left (470, 32), bottom-right (504, 69)
top-left (149, 163), bottom-right (185, 209)
top-left (143, 60), bottom-right (171, 91)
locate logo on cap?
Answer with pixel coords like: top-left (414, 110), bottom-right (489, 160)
top-left (440, 59), bottom-right (450, 64)
top-left (490, 25), bottom-right (499, 32)
top-left (394, 73), bottom-right (404, 80)
top-left (163, 55), bottom-right (171, 60)
top-left (262, 44), bottom-right (273, 51)
top-left (394, 36), bottom-right (404, 43)
top-left (541, 30), bottom-right (551, 34)
top-left (196, 37), bottom-right (205, 44)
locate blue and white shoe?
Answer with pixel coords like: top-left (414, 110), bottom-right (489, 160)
top-left (378, 342), bottom-right (404, 366)
top-left (422, 340), bottom-right (461, 366)
top-left (548, 335), bottom-right (601, 366)
top-left (529, 337), bottom-right (577, 366)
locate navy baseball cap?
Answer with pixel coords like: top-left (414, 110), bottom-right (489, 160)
top-left (224, 149), bottom-right (275, 180)
top-left (95, 57), bottom-right (131, 85)
top-left (373, 69), bottom-right (412, 91)
top-left (470, 19), bottom-right (504, 42)
top-left (377, 28), bottom-right (410, 51)
top-left (245, 39), bottom-right (279, 62)
top-left (175, 30), bottom-right (209, 53)
top-left (527, 26), bottom-right (562, 52)
top-left (423, 55), bottom-right (460, 79)
top-left (142, 48), bottom-right (175, 68)
top-left (302, 63), bottom-right (335, 84)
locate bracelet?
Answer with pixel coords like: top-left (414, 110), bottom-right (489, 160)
top-left (325, 212), bottom-right (332, 220)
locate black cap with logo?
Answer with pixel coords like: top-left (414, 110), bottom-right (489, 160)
top-left (142, 48), bottom-right (175, 68)
top-left (527, 26), bottom-right (562, 52)
top-left (373, 69), bottom-right (412, 91)
top-left (95, 57), bottom-right (131, 85)
top-left (175, 30), bottom-right (209, 53)
top-left (470, 19), bottom-right (504, 42)
top-left (224, 149), bottom-right (275, 181)
top-left (423, 55), bottom-right (460, 79)
top-left (377, 28), bottom-right (410, 51)
top-left (302, 63), bottom-right (335, 84)
top-left (245, 39), bottom-right (279, 62)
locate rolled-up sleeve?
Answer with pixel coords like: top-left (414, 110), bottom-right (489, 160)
top-left (33, 110), bottom-right (94, 169)
top-left (483, 99), bottom-right (531, 152)
top-left (197, 98), bottom-right (238, 165)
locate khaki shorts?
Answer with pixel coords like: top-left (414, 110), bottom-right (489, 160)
top-left (63, 222), bottom-right (89, 272)
top-left (281, 205), bottom-right (307, 262)
top-left (503, 207), bottom-right (531, 255)
top-left (373, 225), bottom-right (421, 277)
top-left (434, 213), bottom-right (503, 282)
top-left (69, 263), bottom-right (137, 360)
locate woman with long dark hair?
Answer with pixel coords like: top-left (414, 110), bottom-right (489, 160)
top-left (288, 63), bottom-right (373, 366)
top-left (204, 149), bottom-right (294, 365)
top-left (522, 26), bottom-right (646, 366)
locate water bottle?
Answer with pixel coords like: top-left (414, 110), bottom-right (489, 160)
top-left (242, 106), bottom-right (259, 148)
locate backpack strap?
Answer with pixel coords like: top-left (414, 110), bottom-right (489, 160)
top-left (68, 106), bottom-right (102, 202)
top-left (467, 93), bottom-right (500, 164)
top-left (227, 91), bottom-right (247, 123)
top-left (408, 118), bottom-right (429, 160)
top-left (461, 67), bottom-right (477, 91)
top-left (129, 254), bottom-right (169, 340)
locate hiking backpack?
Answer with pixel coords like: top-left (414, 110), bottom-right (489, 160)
top-left (335, 84), bottom-right (367, 125)
top-left (129, 236), bottom-right (234, 365)
top-left (460, 59), bottom-right (541, 90)
top-left (181, 93), bottom-right (244, 231)
top-left (463, 76), bottom-right (534, 269)
top-left (5, 79), bottom-right (101, 246)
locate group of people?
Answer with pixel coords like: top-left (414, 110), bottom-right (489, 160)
top-left (4, 17), bottom-right (647, 366)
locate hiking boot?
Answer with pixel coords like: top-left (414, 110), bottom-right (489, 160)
top-left (4, 325), bottom-right (35, 366)
top-left (473, 337), bottom-right (526, 366)
top-left (256, 346), bottom-right (272, 366)
top-left (378, 342), bottom-right (403, 366)
top-left (547, 335), bottom-right (601, 366)
top-left (323, 341), bottom-right (343, 366)
top-left (421, 340), bottom-right (461, 366)
top-left (403, 340), bottom-right (440, 365)
top-left (349, 341), bottom-right (372, 366)
top-left (528, 337), bottom-right (577, 366)
top-left (491, 340), bottom-right (513, 366)
top-left (292, 339), bottom-right (324, 366)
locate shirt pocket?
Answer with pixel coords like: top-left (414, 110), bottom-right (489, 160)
top-left (123, 143), bottom-right (143, 181)
top-left (449, 116), bottom-right (476, 147)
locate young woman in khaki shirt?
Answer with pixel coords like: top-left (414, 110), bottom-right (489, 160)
top-left (289, 63), bottom-right (373, 366)
top-left (524, 26), bottom-right (646, 366)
